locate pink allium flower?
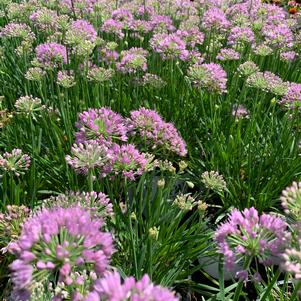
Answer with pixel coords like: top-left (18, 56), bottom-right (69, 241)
top-left (280, 51), bottom-right (297, 62)
top-left (117, 48), bottom-right (148, 74)
top-left (150, 15), bottom-right (175, 32)
top-left (214, 207), bottom-right (290, 273)
top-left (10, 206), bottom-right (114, 300)
top-left (262, 23), bottom-right (294, 49)
top-left (75, 108), bottom-right (129, 144)
top-left (232, 105), bottom-right (250, 120)
top-left (228, 26), bottom-right (255, 46)
top-left (279, 83), bottom-right (301, 110)
top-left (69, 19), bottom-right (98, 43)
top-left (66, 141), bottom-right (111, 174)
top-left (44, 191), bottom-right (113, 219)
top-left (87, 271), bottom-right (179, 301)
top-left (0, 149), bottom-right (30, 176)
top-left (129, 108), bottom-right (187, 157)
top-left (101, 19), bottom-right (124, 39)
top-left (281, 181), bottom-right (301, 220)
top-left (216, 48), bottom-right (240, 61)
top-left (175, 28), bottom-right (205, 48)
top-left (187, 63), bottom-right (227, 94)
top-left (111, 8), bottom-right (133, 23)
top-left (107, 144), bottom-right (148, 180)
top-left (202, 8), bottom-right (231, 32)
top-left (29, 8), bottom-right (58, 31)
top-left (0, 22), bottom-right (35, 40)
top-left (35, 42), bottom-right (67, 67)
top-left (150, 33), bottom-right (189, 61)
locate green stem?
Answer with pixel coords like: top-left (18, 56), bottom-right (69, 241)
top-left (260, 268), bottom-right (281, 301)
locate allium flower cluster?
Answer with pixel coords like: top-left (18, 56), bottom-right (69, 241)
top-left (150, 15), bottom-right (175, 32)
top-left (201, 171), bottom-right (227, 193)
top-left (25, 67), bottom-right (46, 82)
top-left (9, 206), bottom-right (114, 300)
top-left (279, 83), bottom-right (301, 110)
top-left (107, 144), bottom-right (148, 180)
top-left (117, 48), bottom-right (148, 74)
top-left (176, 28), bottom-right (205, 48)
top-left (75, 108), bottom-right (129, 144)
top-left (281, 181), bottom-right (301, 221)
top-left (15, 96), bottom-right (45, 120)
top-left (57, 70), bottom-right (76, 88)
top-left (0, 22), bottom-right (35, 41)
top-left (87, 67), bottom-right (115, 82)
top-left (43, 191), bottom-right (113, 219)
top-left (215, 207), bottom-right (290, 275)
top-left (0, 148), bottom-right (30, 176)
top-left (173, 193), bottom-right (196, 211)
top-left (66, 19), bottom-right (97, 44)
top-left (246, 71), bottom-right (289, 96)
top-left (0, 205), bottom-right (30, 254)
top-left (29, 8), bottom-right (58, 31)
top-left (232, 105), bottom-right (250, 120)
top-left (35, 42), bottom-right (67, 67)
top-left (66, 141), bottom-right (110, 174)
top-left (280, 51), bottom-right (297, 62)
top-left (87, 271), bottom-right (179, 301)
top-left (237, 61), bottom-right (259, 77)
top-left (142, 73), bottom-right (166, 89)
top-left (129, 107), bottom-right (187, 157)
top-left (101, 19), bottom-right (124, 39)
top-left (150, 33), bottom-right (189, 61)
top-left (187, 63), bottom-right (227, 94)
top-left (216, 48), bottom-right (240, 61)
top-left (202, 8), bottom-right (231, 31)
top-left (228, 26), bottom-right (255, 46)
top-left (262, 23), bottom-right (294, 49)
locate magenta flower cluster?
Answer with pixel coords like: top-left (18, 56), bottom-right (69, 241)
top-left (9, 206), bottom-right (114, 300)
top-left (35, 42), bottom-right (67, 67)
top-left (214, 207), bottom-right (289, 276)
top-left (129, 107), bottom-right (188, 157)
top-left (86, 271), bottom-right (179, 301)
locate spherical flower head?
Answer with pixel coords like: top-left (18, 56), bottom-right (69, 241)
top-left (129, 107), bottom-right (187, 157)
top-left (216, 48), bottom-right (240, 61)
top-left (117, 48), bottom-right (148, 74)
top-left (175, 28), bottom-right (205, 48)
top-left (107, 144), bottom-right (148, 180)
top-left (173, 193), bottom-right (196, 211)
top-left (142, 73), bottom-right (166, 89)
top-left (281, 182), bottom-right (301, 221)
top-left (57, 70), bottom-right (76, 88)
top-left (150, 15), bottom-right (176, 32)
top-left (15, 96), bottom-right (45, 120)
top-left (262, 23), bottom-right (294, 49)
top-left (43, 191), bottom-right (113, 219)
top-left (214, 207), bottom-right (290, 272)
top-left (90, 271), bottom-right (179, 301)
top-left (202, 8), bottom-right (231, 32)
top-left (75, 108), bottom-right (129, 144)
top-left (237, 61), bottom-right (259, 77)
top-left (66, 19), bottom-right (97, 44)
top-left (228, 26), bottom-right (255, 46)
top-left (279, 83), bottom-right (301, 110)
top-left (66, 141), bottom-right (110, 174)
top-left (201, 171), bottom-right (227, 193)
top-left (282, 236), bottom-right (301, 281)
top-left (0, 205), bottom-right (30, 254)
top-left (25, 67), bottom-right (46, 82)
top-left (111, 8), bottom-right (133, 23)
top-left (10, 206), bottom-right (114, 299)
top-left (280, 51), bottom-right (297, 62)
top-left (150, 33), bottom-right (189, 61)
top-left (0, 22), bottom-right (35, 41)
top-left (87, 67), bottom-right (115, 82)
top-left (232, 105), bottom-right (250, 120)
top-left (35, 42), bottom-right (67, 68)
top-left (253, 44), bottom-right (273, 56)
top-left (187, 63), bottom-right (227, 94)
top-left (101, 19), bottom-right (124, 39)
top-left (29, 8), bottom-right (58, 31)
top-left (0, 148), bottom-right (30, 176)
top-left (246, 71), bottom-right (289, 96)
